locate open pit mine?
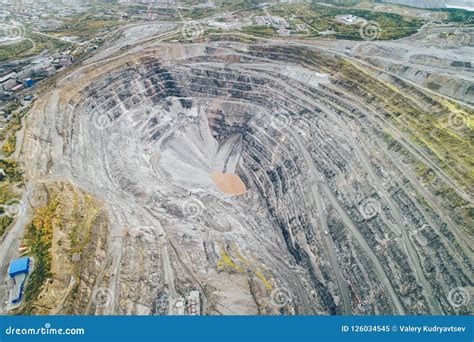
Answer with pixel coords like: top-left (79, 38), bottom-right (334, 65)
top-left (14, 27), bottom-right (473, 316)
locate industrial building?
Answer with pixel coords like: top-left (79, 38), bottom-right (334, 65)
top-left (186, 291), bottom-right (200, 315)
top-left (8, 257), bottom-right (30, 278)
top-left (170, 291), bottom-right (201, 315)
top-left (335, 14), bottom-right (363, 25)
top-left (10, 279), bottom-right (25, 304)
top-left (7, 257), bottom-right (31, 305)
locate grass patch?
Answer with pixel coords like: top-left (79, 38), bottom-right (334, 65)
top-left (0, 106), bottom-right (23, 236)
top-left (19, 198), bottom-right (59, 314)
top-left (180, 7), bottom-right (217, 20)
top-left (0, 183), bottom-right (14, 237)
top-left (242, 25), bottom-right (277, 38)
top-left (268, 3), bottom-right (423, 40)
top-left (51, 9), bottom-right (121, 40)
top-left (2, 133), bottom-right (16, 157)
top-left (0, 159), bottom-right (22, 183)
top-left (435, 8), bottom-right (474, 24)
top-left (0, 33), bottom-right (71, 62)
top-left (28, 33), bottom-right (72, 55)
top-left (1, 103), bottom-right (30, 157)
top-left (0, 40), bottom-right (34, 62)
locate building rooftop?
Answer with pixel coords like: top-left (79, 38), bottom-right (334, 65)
top-left (0, 72), bottom-right (16, 84)
top-left (8, 257), bottom-right (30, 278)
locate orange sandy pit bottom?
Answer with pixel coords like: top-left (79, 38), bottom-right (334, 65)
top-left (212, 172), bottom-right (247, 196)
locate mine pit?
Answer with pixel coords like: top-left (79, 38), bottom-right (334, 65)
top-left (18, 38), bottom-right (473, 316)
